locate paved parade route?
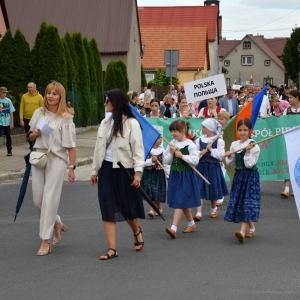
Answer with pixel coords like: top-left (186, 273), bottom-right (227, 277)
top-left (1, 174), bottom-right (300, 300)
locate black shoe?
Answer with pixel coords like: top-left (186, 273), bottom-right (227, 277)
top-left (7, 151), bottom-right (12, 156)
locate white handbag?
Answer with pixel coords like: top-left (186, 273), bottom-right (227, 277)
top-left (29, 151), bottom-right (49, 169)
top-left (29, 117), bottom-right (63, 169)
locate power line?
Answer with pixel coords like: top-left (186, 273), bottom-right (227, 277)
top-left (223, 27), bottom-right (295, 33)
top-left (223, 6), bottom-right (300, 32)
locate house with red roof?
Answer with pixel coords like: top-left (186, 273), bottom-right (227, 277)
top-left (219, 34), bottom-right (291, 87)
top-left (138, 0), bottom-right (222, 85)
top-left (0, 0), bottom-right (143, 92)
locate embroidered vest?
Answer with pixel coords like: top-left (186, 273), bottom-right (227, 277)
top-left (235, 142), bottom-right (257, 171)
top-left (171, 145), bottom-right (191, 171)
top-left (287, 107), bottom-right (300, 115)
top-left (144, 152), bottom-right (164, 170)
top-left (199, 138), bottom-right (219, 164)
top-left (203, 106), bottom-right (222, 118)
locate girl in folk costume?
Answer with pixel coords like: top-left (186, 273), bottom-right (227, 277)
top-left (141, 136), bottom-right (169, 217)
top-left (164, 120), bottom-right (200, 238)
top-left (198, 97), bottom-right (226, 118)
top-left (224, 118), bottom-right (261, 243)
top-left (193, 119), bottom-right (228, 221)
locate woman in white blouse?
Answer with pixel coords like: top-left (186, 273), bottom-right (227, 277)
top-left (28, 82), bottom-right (76, 256)
top-left (173, 96), bottom-right (196, 118)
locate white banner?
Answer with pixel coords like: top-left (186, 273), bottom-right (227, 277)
top-left (283, 126), bottom-right (300, 220)
top-left (232, 84), bottom-right (242, 90)
top-left (184, 74), bottom-right (227, 103)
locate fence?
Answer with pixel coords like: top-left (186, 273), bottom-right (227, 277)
top-left (6, 87), bottom-right (103, 130)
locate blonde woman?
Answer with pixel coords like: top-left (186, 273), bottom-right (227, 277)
top-left (28, 82), bottom-right (76, 256)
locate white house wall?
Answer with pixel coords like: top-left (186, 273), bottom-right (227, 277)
top-left (221, 40), bottom-right (285, 87)
top-left (207, 39), bottom-right (219, 77)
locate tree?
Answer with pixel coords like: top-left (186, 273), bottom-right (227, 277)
top-left (141, 64), bottom-right (147, 88)
top-left (72, 32), bottom-right (90, 127)
top-left (115, 60), bottom-right (129, 92)
top-left (104, 61), bottom-right (117, 91)
top-left (13, 28), bottom-right (31, 87)
top-left (62, 39), bottom-right (76, 91)
top-left (282, 27), bottom-right (300, 87)
top-left (0, 29), bottom-right (15, 87)
top-left (31, 21), bottom-right (48, 85)
top-left (114, 65), bottom-right (126, 92)
top-left (38, 25), bottom-right (67, 88)
top-left (90, 38), bottom-right (104, 122)
top-left (152, 69), bottom-right (180, 87)
top-left (83, 37), bottom-right (97, 124)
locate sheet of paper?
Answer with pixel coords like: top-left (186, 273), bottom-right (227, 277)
top-left (38, 116), bottom-right (54, 137)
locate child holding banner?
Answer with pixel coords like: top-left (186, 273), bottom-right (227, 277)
top-left (141, 136), bottom-right (168, 217)
top-left (164, 120), bottom-right (200, 238)
top-left (224, 118), bottom-right (261, 243)
top-left (193, 119), bottom-right (228, 221)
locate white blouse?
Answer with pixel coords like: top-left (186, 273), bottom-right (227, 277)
top-left (225, 139), bottom-right (260, 168)
top-left (164, 139), bottom-right (199, 166)
top-left (29, 108), bottom-right (76, 163)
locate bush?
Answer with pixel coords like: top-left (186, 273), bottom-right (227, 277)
top-left (38, 25), bottom-right (67, 88)
top-left (31, 22), bottom-right (48, 86)
top-left (13, 29), bottom-right (31, 87)
top-left (72, 32), bottom-right (90, 127)
top-left (115, 60), bottom-right (129, 92)
top-left (141, 64), bottom-right (147, 88)
top-left (90, 38), bottom-right (104, 122)
top-left (0, 29), bottom-right (15, 87)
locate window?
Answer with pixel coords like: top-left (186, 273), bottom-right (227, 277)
top-left (224, 60), bottom-right (230, 66)
top-left (264, 60), bottom-right (271, 66)
top-left (241, 56), bottom-right (253, 66)
top-left (243, 41), bottom-right (251, 49)
top-left (226, 78), bottom-right (230, 87)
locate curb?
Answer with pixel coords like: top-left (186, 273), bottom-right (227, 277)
top-left (0, 156), bottom-right (93, 183)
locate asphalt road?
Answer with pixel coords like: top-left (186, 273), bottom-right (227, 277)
top-left (1, 179), bottom-right (299, 300)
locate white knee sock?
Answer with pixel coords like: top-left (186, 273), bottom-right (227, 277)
top-left (188, 220), bottom-right (195, 227)
top-left (171, 225), bottom-right (177, 232)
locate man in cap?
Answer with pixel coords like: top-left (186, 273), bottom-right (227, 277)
top-left (0, 87), bottom-right (15, 156)
top-left (19, 82), bottom-right (43, 150)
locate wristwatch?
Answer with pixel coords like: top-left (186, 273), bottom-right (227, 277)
top-left (68, 165), bottom-right (76, 170)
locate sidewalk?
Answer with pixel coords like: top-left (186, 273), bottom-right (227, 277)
top-left (0, 126), bottom-right (98, 182)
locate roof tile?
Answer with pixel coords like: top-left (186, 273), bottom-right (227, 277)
top-left (138, 6), bottom-right (218, 42)
top-left (141, 25), bottom-right (208, 70)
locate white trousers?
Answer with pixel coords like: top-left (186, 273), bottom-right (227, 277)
top-left (32, 153), bottom-right (67, 239)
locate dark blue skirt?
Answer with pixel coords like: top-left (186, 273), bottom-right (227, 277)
top-left (224, 169), bottom-right (260, 223)
top-left (97, 160), bottom-right (145, 222)
top-left (196, 161), bottom-right (228, 200)
top-left (141, 169), bottom-right (166, 203)
top-left (168, 169), bottom-right (200, 209)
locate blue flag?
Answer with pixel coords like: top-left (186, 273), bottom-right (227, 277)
top-left (130, 105), bottom-right (161, 160)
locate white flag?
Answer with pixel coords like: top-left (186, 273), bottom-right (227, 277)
top-left (283, 126), bottom-right (300, 220)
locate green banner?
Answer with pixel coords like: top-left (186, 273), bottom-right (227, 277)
top-left (148, 116), bottom-right (300, 181)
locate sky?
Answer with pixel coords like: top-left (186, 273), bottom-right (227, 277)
top-left (137, 0), bottom-right (300, 40)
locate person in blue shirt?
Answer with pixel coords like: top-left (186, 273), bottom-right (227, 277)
top-left (0, 87), bottom-right (15, 156)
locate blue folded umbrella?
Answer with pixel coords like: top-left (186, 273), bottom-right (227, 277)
top-left (14, 153), bottom-right (31, 222)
